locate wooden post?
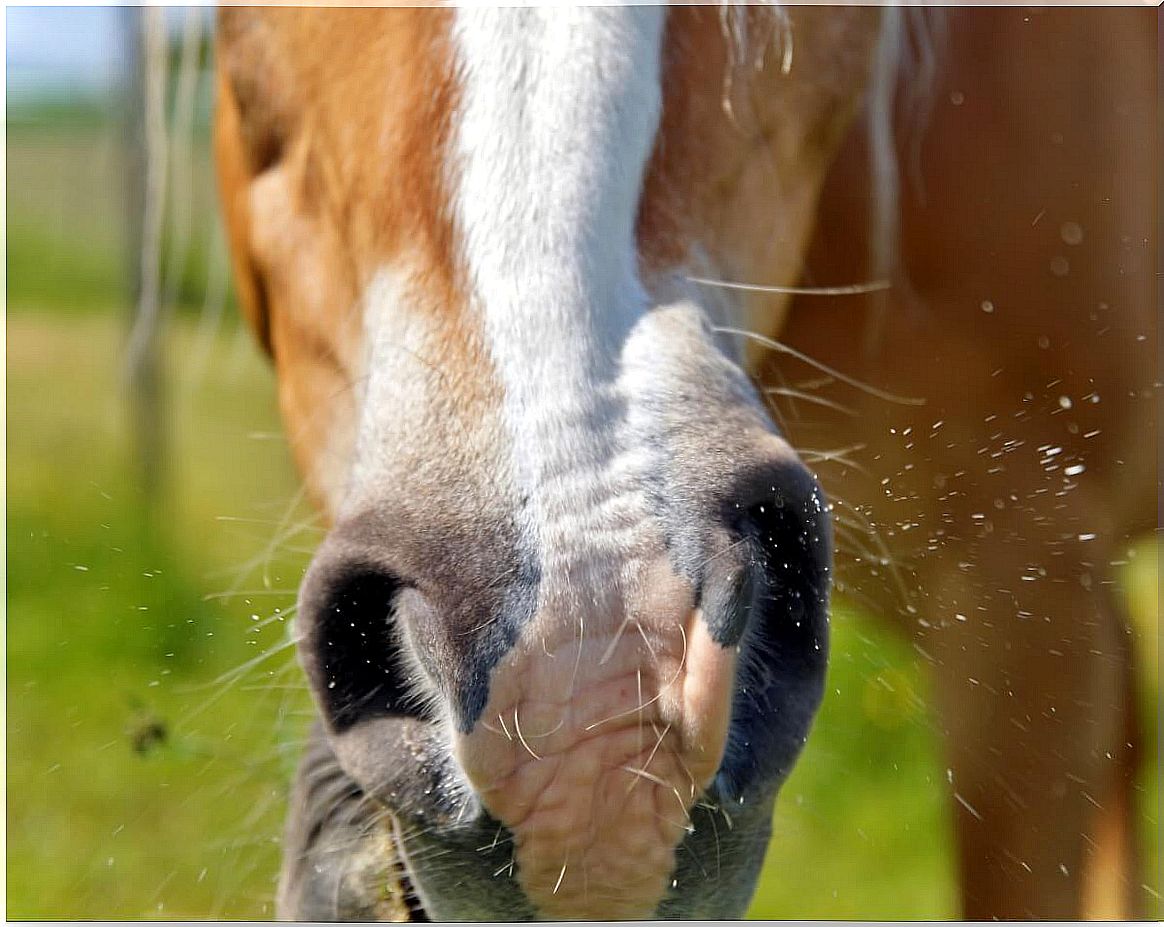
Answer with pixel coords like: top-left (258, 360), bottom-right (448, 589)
top-left (124, 6), bottom-right (168, 508)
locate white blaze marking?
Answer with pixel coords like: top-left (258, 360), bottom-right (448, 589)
top-left (450, 7), bottom-right (666, 586)
top-left (344, 269), bottom-right (434, 519)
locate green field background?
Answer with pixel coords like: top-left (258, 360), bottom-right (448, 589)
top-left (6, 106), bottom-right (1159, 919)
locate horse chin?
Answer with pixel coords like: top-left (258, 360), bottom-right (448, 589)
top-left (284, 697), bottom-right (795, 922)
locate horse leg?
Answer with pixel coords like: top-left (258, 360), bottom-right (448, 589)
top-left (917, 538), bottom-right (1140, 918)
top-left (1078, 580), bottom-right (1144, 921)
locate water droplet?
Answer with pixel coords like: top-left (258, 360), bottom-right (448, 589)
top-left (1050, 256), bottom-right (1070, 277)
top-left (981, 299), bottom-right (994, 313)
top-left (1060, 221), bottom-right (1084, 245)
top-left (1058, 395), bottom-right (1072, 410)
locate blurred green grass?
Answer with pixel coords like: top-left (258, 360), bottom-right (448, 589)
top-left (8, 313), bottom-right (1157, 920)
top-left (7, 116), bottom-right (224, 316)
top-left (6, 116), bottom-right (1159, 920)
top-left (7, 313), bottom-right (315, 917)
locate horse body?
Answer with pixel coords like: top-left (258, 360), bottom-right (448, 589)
top-left (781, 9), bottom-right (1154, 917)
top-left (215, 5), bottom-right (1154, 920)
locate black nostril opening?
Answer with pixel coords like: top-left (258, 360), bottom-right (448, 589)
top-left (308, 566), bottom-right (429, 733)
top-left (712, 470), bottom-right (833, 799)
top-left (739, 491), bottom-right (831, 671)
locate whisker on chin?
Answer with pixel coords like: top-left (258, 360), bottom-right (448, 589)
top-left (552, 858), bottom-right (569, 895)
top-left (635, 622), bottom-right (660, 665)
top-left (598, 615), bottom-right (633, 665)
top-left (513, 709), bottom-right (543, 761)
top-left (584, 689), bottom-right (665, 733)
top-left (620, 765), bottom-right (689, 819)
top-left (625, 722), bottom-right (672, 796)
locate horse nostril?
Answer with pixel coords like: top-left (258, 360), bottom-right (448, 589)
top-left (702, 463), bottom-right (832, 653)
top-left (298, 558), bottom-right (428, 733)
top-left (738, 485), bottom-right (831, 669)
top-left (706, 461), bottom-right (833, 799)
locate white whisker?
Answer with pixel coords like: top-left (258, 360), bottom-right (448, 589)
top-left (599, 616), bottom-right (632, 665)
top-left (626, 723), bottom-right (671, 796)
top-left (764, 386), bottom-right (858, 417)
top-left (621, 766), bottom-right (690, 821)
top-left (635, 622), bottom-right (658, 663)
top-left (799, 445), bottom-right (876, 480)
top-left (715, 325), bottom-right (925, 406)
top-left (584, 690), bottom-right (663, 732)
top-left (690, 274), bottom-right (890, 297)
top-left (513, 710), bottom-right (542, 761)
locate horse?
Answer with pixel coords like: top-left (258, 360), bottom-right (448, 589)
top-left (213, 5), bottom-right (1155, 920)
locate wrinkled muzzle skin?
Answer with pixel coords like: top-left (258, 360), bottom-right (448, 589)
top-left (213, 5), bottom-right (874, 921)
top-left (291, 302), bottom-right (833, 921)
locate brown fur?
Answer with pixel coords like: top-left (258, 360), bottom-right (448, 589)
top-left (776, 7), bottom-right (1154, 917)
top-left (640, 7), bottom-right (880, 330)
top-left (217, 6), bottom-right (1154, 919)
top-left (216, 8), bottom-right (479, 510)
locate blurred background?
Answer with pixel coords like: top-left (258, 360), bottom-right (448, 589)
top-left (5, 6), bottom-right (1158, 919)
